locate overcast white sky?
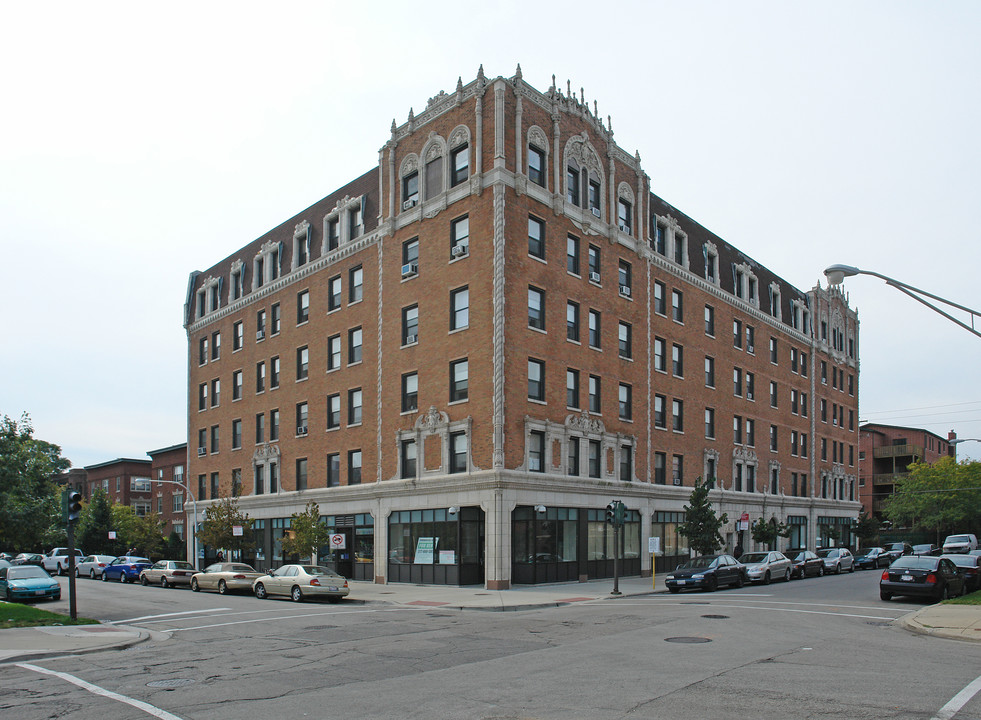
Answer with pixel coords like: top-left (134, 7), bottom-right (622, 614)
top-left (3, 1), bottom-right (980, 468)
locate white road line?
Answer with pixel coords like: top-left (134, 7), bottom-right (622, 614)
top-left (16, 663), bottom-right (184, 720)
top-left (932, 673), bottom-right (981, 720)
top-left (113, 608), bottom-right (232, 624)
top-left (171, 606), bottom-right (405, 632)
top-left (610, 601), bottom-right (898, 621)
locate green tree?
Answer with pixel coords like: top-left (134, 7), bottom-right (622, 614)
top-left (678, 476), bottom-right (729, 556)
top-left (854, 507), bottom-right (881, 548)
top-left (0, 413), bottom-right (70, 552)
top-left (77, 488), bottom-right (116, 554)
top-left (129, 513), bottom-right (167, 559)
top-left (196, 497), bottom-right (255, 555)
top-left (883, 457), bottom-right (981, 538)
top-left (164, 530), bottom-right (186, 561)
top-left (281, 502), bottom-right (333, 562)
top-left (751, 517), bottom-right (790, 550)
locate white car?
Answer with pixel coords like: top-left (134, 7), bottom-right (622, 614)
top-left (942, 534), bottom-right (979, 554)
top-left (41, 548), bottom-right (84, 575)
top-left (76, 555), bottom-right (117, 579)
top-left (816, 547), bottom-right (855, 574)
top-left (739, 551), bottom-right (792, 584)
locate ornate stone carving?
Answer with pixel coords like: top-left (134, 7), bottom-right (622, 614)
top-left (565, 409), bottom-right (605, 435)
top-left (617, 181), bottom-right (635, 203)
top-left (417, 406), bottom-right (448, 434)
top-left (424, 140), bottom-right (444, 162)
top-left (400, 154), bottom-right (418, 175)
top-left (528, 125), bottom-right (548, 151)
top-left (252, 442), bottom-right (281, 462)
top-left (449, 125), bottom-right (470, 149)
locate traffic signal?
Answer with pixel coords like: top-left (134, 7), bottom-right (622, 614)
top-left (614, 501), bottom-right (626, 526)
top-left (67, 490), bottom-right (82, 523)
top-left (606, 501), bottom-right (616, 524)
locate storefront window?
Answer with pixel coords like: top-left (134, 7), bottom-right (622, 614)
top-left (388, 509), bottom-right (460, 565)
top-left (512, 507), bottom-right (578, 563)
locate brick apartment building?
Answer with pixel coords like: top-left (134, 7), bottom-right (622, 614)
top-left (184, 66), bottom-right (860, 588)
top-left (82, 458), bottom-right (153, 519)
top-left (147, 443), bottom-right (189, 542)
top-left (859, 423), bottom-right (955, 520)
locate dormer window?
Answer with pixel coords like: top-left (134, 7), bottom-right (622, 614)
top-left (230, 262), bottom-right (244, 301)
top-left (673, 231), bottom-right (687, 266)
top-left (252, 240), bottom-right (283, 292)
top-left (327, 218), bottom-right (339, 252)
top-left (704, 243), bottom-right (718, 284)
top-left (769, 283), bottom-right (782, 320)
top-left (196, 276), bottom-right (221, 318)
top-left (653, 222), bottom-right (666, 254)
top-left (348, 206), bottom-right (362, 238)
top-left (293, 223), bottom-right (310, 269)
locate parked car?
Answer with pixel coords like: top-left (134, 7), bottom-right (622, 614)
top-left (941, 554), bottom-right (981, 593)
top-left (0, 559), bottom-right (11, 570)
top-left (41, 548), bottom-right (84, 576)
top-left (942, 534), bottom-right (979, 554)
top-left (912, 544), bottom-right (941, 556)
top-left (853, 547), bottom-right (891, 570)
top-left (880, 555), bottom-right (965, 602)
top-left (665, 554), bottom-right (745, 593)
top-left (253, 564), bottom-right (351, 603)
top-left (102, 556), bottom-right (152, 583)
top-left (783, 549), bottom-right (824, 578)
top-left (817, 547), bottom-right (855, 574)
top-left (739, 551), bottom-right (792, 584)
top-left (190, 563), bottom-right (264, 594)
top-left (76, 555), bottom-right (117, 580)
top-left (11, 553), bottom-right (45, 567)
top-left (1, 565), bottom-right (61, 602)
top-left (141, 560), bottom-right (197, 588)
top-left (0, 552), bottom-right (13, 561)
top-left (970, 549), bottom-right (981, 558)
top-left (883, 542), bottom-right (914, 562)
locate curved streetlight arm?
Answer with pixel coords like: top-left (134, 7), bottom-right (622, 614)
top-left (154, 478), bottom-right (199, 569)
top-left (824, 264), bottom-right (981, 338)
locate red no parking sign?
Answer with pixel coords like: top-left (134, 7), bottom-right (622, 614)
top-left (329, 533), bottom-right (346, 550)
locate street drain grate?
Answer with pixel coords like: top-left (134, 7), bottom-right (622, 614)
top-left (147, 679), bottom-right (196, 688)
top-left (665, 637), bottom-right (712, 644)
top-left (701, 614), bottom-right (730, 619)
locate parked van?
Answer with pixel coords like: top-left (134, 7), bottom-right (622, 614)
top-left (942, 534), bottom-right (979, 554)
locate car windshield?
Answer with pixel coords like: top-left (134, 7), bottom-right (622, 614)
top-left (9, 567), bottom-right (48, 579)
top-left (942, 555), bottom-right (977, 567)
top-left (128, 558), bottom-right (151, 564)
top-left (891, 557), bottom-right (938, 571)
top-left (302, 566), bottom-right (340, 576)
top-left (861, 548), bottom-right (883, 556)
top-left (739, 553), bottom-right (769, 564)
top-left (227, 564), bottom-right (256, 573)
top-left (677, 557), bottom-right (717, 569)
top-left (912, 545), bottom-right (933, 553)
top-left (946, 535), bottom-right (970, 543)
top-left (816, 549), bottom-right (835, 558)
top-left (172, 562), bottom-right (194, 570)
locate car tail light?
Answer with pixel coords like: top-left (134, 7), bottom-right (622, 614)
top-left (925, 573), bottom-right (937, 584)
top-left (233, 574), bottom-right (246, 579)
top-left (98, 563), bottom-right (106, 567)
top-left (881, 570), bottom-right (889, 581)
top-left (343, 580), bottom-right (349, 588)
top-left (310, 578), bottom-right (321, 586)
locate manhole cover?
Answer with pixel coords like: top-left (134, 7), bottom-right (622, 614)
top-left (702, 614), bottom-right (729, 619)
top-left (665, 637), bottom-right (712, 644)
top-left (147, 679), bottom-right (196, 688)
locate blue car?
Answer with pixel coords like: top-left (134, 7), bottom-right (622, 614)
top-left (102, 556), bottom-right (152, 583)
top-left (1, 565), bottom-right (61, 602)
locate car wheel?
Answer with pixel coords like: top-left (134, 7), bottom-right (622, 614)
top-left (835, 564), bottom-right (841, 575)
top-left (254, 582), bottom-right (267, 599)
top-left (218, 580), bottom-right (228, 595)
top-left (141, 575), bottom-right (149, 586)
top-left (102, 571), bottom-right (109, 582)
top-left (5, 588), bottom-right (11, 602)
top-left (849, 563), bottom-right (855, 573)
top-left (734, 573), bottom-right (744, 589)
top-left (161, 577), bottom-right (169, 589)
top-left (73, 567), bottom-right (79, 578)
top-left (784, 568), bottom-right (792, 582)
top-left (705, 576), bottom-right (718, 593)
top-left (90, 569), bottom-right (96, 580)
top-left (191, 578), bottom-right (200, 592)
top-left (118, 572), bottom-right (126, 583)
top-left (880, 590), bottom-right (892, 601)
top-left (291, 585), bottom-right (303, 602)
top-left (939, 585), bottom-right (949, 602)
top-left (668, 587), bottom-right (680, 594)
top-left (763, 570), bottom-right (771, 586)
top-left (818, 565), bottom-right (824, 577)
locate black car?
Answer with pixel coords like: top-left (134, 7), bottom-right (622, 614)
top-left (941, 554), bottom-right (981, 594)
top-left (880, 556), bottom-right (965, 602)
top-left (854, 547), bottom-right (890, 570)
top-left (883, 542), bottom-right (913, 562)
top-left (783, 548), bottom-right (824, 578)
top-left (665, 554), bottom-right (746, 593)
top-left (912, 544), bottom-right (940, 556)
top-left (11, 553), bottom-right (45, 567)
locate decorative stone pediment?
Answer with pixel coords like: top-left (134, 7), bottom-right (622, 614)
top-left (565, 409), bottom-right (605, 435)
top-left (253, 442), bottom-right (281, 462)
top-left (416, 406), bottom-right (449, 434)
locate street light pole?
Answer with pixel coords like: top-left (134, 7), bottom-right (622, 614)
top-left (154, 479), bottom-right (198, 570)
top-left (824, 264), bottom-right (981, 338)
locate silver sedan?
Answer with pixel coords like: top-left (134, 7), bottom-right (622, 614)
top-left (739, 551), bottom-right (792, 584)
top-left (190, 562), bottom-right (264, 594)
top-left (253, 564), bottom-right (350, 603)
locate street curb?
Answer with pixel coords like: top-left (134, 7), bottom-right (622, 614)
top-left (0, 626), bottom-right (151, 664)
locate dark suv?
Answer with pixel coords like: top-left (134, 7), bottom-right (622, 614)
top-left (883, 542), bottom-right (913, 563)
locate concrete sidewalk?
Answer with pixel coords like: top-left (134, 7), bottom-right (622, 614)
top-left (2, 575), bottom-right (978, 663)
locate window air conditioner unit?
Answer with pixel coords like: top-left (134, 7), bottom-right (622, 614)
top-left (405, 334), bottom-right (417, 344)
top-left (401, 263), bottom-right (418, 277)
top-left (589, 271), bottom-right (601, 283)
top-left (619, 223), bottom-right (630, 233)
top-left (256, 330), bottom-right (265, 340)
top-left (197, 447), bottom-right (206, 457)
top-left (673, 477), bottom-right (682, 486)
top-left (747, 392), bottom-right (754, 401)
top-left (452, 245), bottom-right (467, 257)
top-left (620, 285), bottom-right (631, 297)
top-left (402, 198), bottom-right (418, 210)
top-left (297, 426), bottom-right (307, 436)
top-left (591, 207), bottom-right (601, 218)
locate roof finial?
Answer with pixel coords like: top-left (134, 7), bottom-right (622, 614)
top-left (594, 99), bottom-right (598, 117)
top-left (551, 74), bottom-right (556, 90)
top-left (391, 119), bottom-right (397, 135)
top-left (580, 87), bottom-right (584, 104)
top-left (477, 64), bottom-right (485, 82)
top-left (567, 79), bottom-right (571, 97)
top-left (456, 76), bottom-right (463, 93)
top-left (515, 63), bottom-right (522, 80)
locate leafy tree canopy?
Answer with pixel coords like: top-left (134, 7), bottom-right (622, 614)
top-left (678, 476), bottom-right (729, 556)
top-left (196, 497), bottom-right (255, 553)
top-left (281, 502), bottom-right (333, 562)
top-left (0, 413), bottom-right (71, 552)
top-left (854, 507), bottom-right (881, 547)
top-left (883, 457), bottom-right (981, 536)
top-left (751, 517), bottom-right (790, 550)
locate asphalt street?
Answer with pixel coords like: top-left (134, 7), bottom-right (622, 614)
top-left (3, 571), bottom-right (980, 719)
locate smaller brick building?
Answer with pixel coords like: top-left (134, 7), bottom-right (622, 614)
top-left (858, 423), bottom-right (955, 519)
